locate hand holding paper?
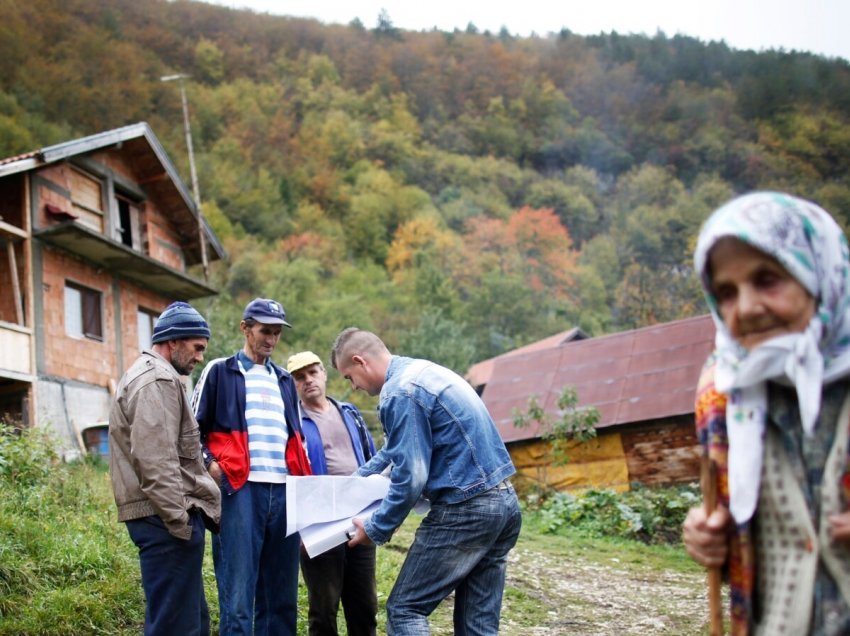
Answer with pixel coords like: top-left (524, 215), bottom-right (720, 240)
top-left (345, 517), bottom-right (372, 547)
top-left (286, 475), bottom-right (390, 557)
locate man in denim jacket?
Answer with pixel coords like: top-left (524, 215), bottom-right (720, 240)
top-left (331, 328), bottom-right (521, 635)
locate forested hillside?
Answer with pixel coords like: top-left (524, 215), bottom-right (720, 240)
top-left (4, 0), bottom-right (850, 378)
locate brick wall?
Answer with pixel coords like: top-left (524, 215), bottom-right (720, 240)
top-left (41, 247), bottom-right (174, 386)
top-left (36, 165), bottom-right (75, 228)
top-left (41, 247), bottom-right (117, 385)
top-left (147, 207), bottom-right (186, 270)
top-left (89, 149), bottom-right (134, 182)
top-left (35, 159), bottom-right (187, 272)
top-left (117, 283), bottom-right (168, 374)
top-left (91, 149), bottom-right (187, 271)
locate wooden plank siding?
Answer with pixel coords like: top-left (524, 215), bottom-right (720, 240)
top-left (478, 315), bottom-right (714, 492)
top-left (619, 416), bottom-right (701, 486)
top-left (509, 433), bottom-right (631, 493)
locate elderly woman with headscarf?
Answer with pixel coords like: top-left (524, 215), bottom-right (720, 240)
top-left (682, 191), bottom-right (850, 635)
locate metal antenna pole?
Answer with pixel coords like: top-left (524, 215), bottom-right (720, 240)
top-left (161, 73), bottom-right (208, 281)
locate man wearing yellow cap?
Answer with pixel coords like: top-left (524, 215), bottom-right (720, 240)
top-left (287, 351), bottom-right (378, 636)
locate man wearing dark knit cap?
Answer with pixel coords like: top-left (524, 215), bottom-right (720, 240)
top-left (108, 301), bottom-right (221, 636)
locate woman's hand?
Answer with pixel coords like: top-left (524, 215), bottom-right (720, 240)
top-left (828, 511), bottom-right (850, 543)
top-left (683, 504), bottom-right (732, 568)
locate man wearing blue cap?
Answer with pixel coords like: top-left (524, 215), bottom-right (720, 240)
top-left (109, 301), bottom-right (221, 636)
top-left (192, 298), bottom-right (311, 635)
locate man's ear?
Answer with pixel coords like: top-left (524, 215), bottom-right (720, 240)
top-left (158, 339), bottom-right (178, 362)
top-left (350, 354), bottom-right (367, 368)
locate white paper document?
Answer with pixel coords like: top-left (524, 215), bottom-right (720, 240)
top-left (286, 475), bottom-right (391, 558)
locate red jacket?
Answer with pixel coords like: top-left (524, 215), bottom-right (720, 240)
top-left (192, 352), bottom-right (311, 494)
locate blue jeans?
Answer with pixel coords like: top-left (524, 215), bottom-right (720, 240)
top-left (386, 483), bottom-right (522, 636)
top-left (300, 542), bottom-right (378, 636)
top-left (213, 481), bottom-right (300, 635)
top-left (126, 511), bottom-right (210, 636)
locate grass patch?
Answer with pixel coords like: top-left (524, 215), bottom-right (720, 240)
top-left (0, 426), bottom-right (144, 635)
top-left (0, 426), bottom-right (706, 634)
top-left (521, 510), bottom-right (702, 575)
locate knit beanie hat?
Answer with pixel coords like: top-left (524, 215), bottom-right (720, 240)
top-left (151, 301), bottom-right (211, 344)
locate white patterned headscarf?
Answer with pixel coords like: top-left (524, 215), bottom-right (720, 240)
top-left (694, 191), bottom-right (850, 524)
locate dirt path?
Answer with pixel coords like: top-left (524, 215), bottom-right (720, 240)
top-left (501, 545), bottom-right (713, 635)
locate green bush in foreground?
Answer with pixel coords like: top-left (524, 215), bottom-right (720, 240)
top-left (0, 422), bottom-right (56, 487)
top-left (531, 483), bottom-right (701, 544)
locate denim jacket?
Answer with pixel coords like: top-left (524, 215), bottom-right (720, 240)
top-left (357, 355), bottom-right (515, 544)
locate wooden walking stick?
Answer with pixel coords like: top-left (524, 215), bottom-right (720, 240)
top-left (701, 455), bottom-right (724, 635)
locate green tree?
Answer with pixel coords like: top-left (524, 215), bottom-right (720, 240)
top-left (345, 166), bottom-right (435, 263)
top-left (397, 309), bottom-right (475, 373)
top-left (195, 38), bottom-right (225, 84)
top-left (512, 387), bottom-right (600, 465)
top-left (374, 9), bottom-right (401, 39)
top-left (524, 179), bottom-right (600, 246)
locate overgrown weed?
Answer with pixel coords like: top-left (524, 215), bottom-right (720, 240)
top-left (0, 424), bottom-right (143, 635)
top-left (0, 426), bottom-right (703, 633)
top-left (523, 482), bottom-right (701, 545)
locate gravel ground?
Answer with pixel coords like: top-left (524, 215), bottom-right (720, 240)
top-left (500, 546), bottom-right (715, 635)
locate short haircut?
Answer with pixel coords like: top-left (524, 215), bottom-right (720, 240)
top-left (242, 318), bottom-right (282, 330)
top-left (331, 327), bottom-right (388, 369)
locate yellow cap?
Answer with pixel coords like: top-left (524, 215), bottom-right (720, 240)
top-left (286, 351), bottom-right (323, 374)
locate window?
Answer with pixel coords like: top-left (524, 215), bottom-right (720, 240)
top-left (69, 167), bottom-right (104, 233)
top-left (137, 308), bottom-right (158, 351)
top-left (117, 195), bottom-right (144, 250)
top-left (64, 282), bottom-right (103, 340)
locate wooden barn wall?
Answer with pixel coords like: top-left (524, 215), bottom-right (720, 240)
top-left (619, 416), bottom-right (701, 486)
top-left (507, 415), bottom-right (701, 493)
top-left (508, 434), bottom-right (630, 493)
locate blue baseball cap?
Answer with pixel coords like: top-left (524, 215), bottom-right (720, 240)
top-left (242, 298), bottom-right (292, 327)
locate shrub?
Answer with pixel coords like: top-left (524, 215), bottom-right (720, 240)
top-left (535, 483), bottom-right (701, 544)
top-left (512, 387), bottom-right (600, 465)
top-left (0, 423), bottom-right (57, 489)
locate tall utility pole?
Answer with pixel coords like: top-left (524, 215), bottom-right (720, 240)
top-left (160, 73), bottom-right (209, 280)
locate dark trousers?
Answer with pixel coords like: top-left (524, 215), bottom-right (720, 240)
top-left (126, 512), bottom-right (210, 636)
top-left (300, 542), bottom-right (378, 636)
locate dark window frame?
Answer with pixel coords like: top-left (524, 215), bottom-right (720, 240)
top-left (64, 281), bottom-right (103, 341)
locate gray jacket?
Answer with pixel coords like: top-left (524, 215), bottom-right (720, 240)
top-left (108, 350), bottom-right (221, 539)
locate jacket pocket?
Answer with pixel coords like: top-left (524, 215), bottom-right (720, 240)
top-left (178, 430), bottom-right (201, 460)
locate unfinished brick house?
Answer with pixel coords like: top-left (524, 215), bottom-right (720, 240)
top-left (0, 123), bottom-right (224, 455)
top-left (476, 315), bottom-right (716, 492)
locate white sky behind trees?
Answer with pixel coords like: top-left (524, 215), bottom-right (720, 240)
top-left (209, 0), bottom-right (850, 62)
